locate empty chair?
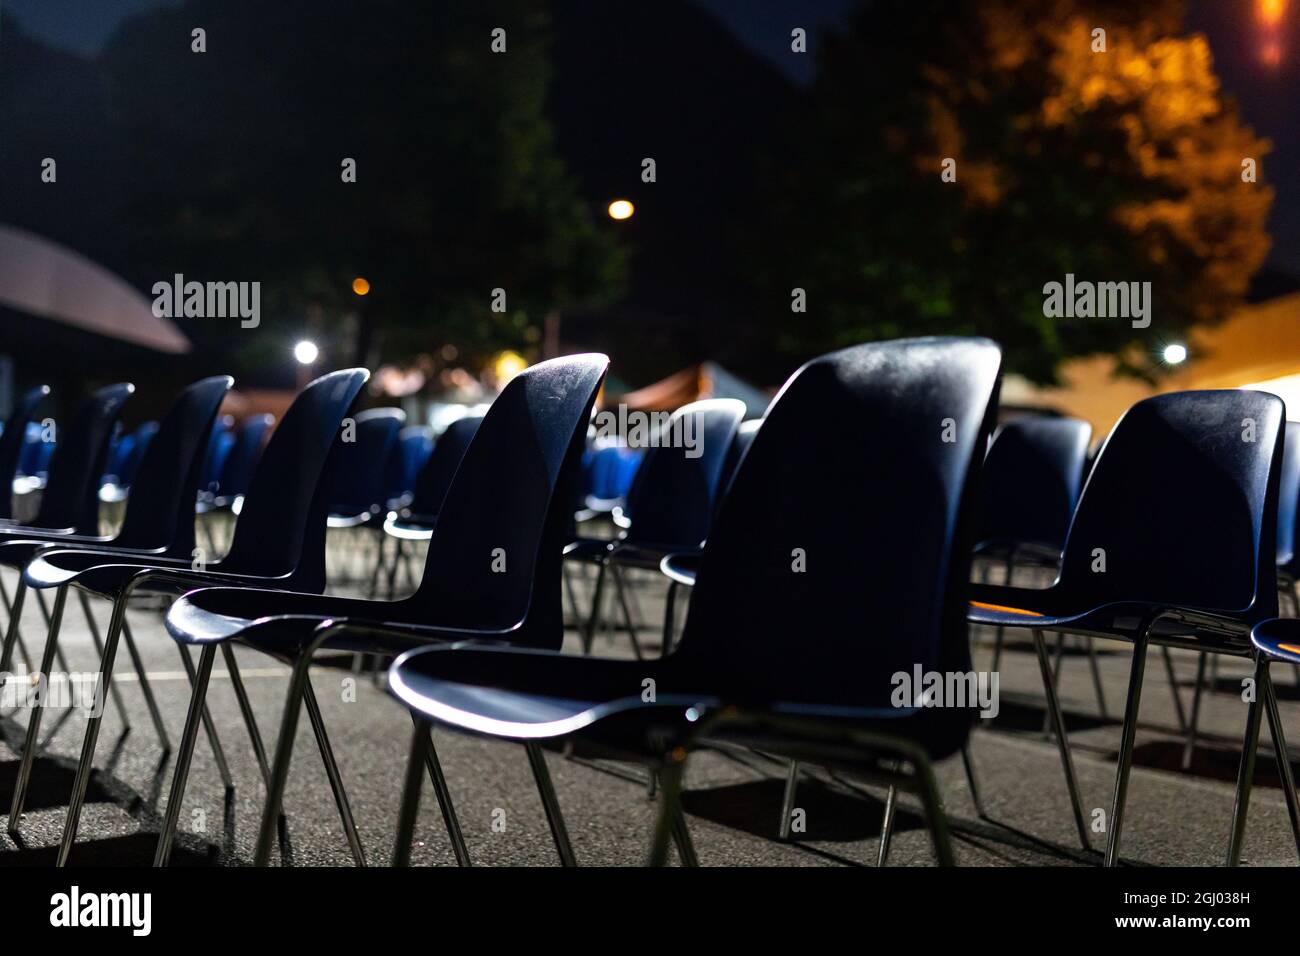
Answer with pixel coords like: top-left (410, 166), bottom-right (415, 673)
top-left (386, 425), bottom-right (435, 511)
top-left (0, 383), bottom-right (134, 537)
top-left (328, 407), bottom-right (406, 527)
top-left (0, 377), bottom-right (232, 752)
top-left (197, 414), bottom-right (236, 500)
top-left (579, 441), bottom-right (644, 519)
top-left (967, 389), bottom-right (1285, 866)
top-left (0, 386), bottom-right (51, 522)
top-left (100, 420), bottom-right (160, 503)
top-left (565, 398), bottom-right (745, 658)
top-left (14, 421), bottom-right (58, 498)
top-left (152, 354), bottom-right (608, 867)
top-left (383, 414), bottom-right (483, 541)
top-left (386, 337), bottom-right (1002, 867)
top-left (12, 368), bottom-right (368, 865)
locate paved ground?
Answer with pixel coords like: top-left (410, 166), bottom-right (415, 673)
top-left (1, 539), bottom-right (1298, 868)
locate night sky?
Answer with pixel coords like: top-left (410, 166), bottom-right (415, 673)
top-left (4, 0), bottom-right (1298, 275)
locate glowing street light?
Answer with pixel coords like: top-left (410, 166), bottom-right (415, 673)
top-left (607, 199), bottom-right (635, 221)
top-left (1162, 343), bottom-right (1187, 365)
top-left (352, 276), bottom-right (371, 296)
top-left (1258, 0), bottom-right (1287, 27)
top-left (294, 340), bottom-right (319, 365)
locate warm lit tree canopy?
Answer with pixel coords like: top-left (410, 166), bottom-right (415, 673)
top-left (761, 0), bottom-right (1273, 382)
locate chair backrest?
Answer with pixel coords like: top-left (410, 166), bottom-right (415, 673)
top-left (621, 398), bottom-right (746, 549)
top-left (328, 407), bottom-right (406, 518)
top-left (675, 337), bottom-right (1002, 711)
top-left (18, 423), bottom-right (56, 479)
top-left (112, 376), bottom-right (234, 551)
top-left (388, 425), bottom-right (434, 505)
top-left (217, 413), bottom-right (275, 501)
top-left (222, 369), bottom-right (369, 576)
top-left (409, 354), bottom-right (608, 644)
top-left (1056, 389), bottom-right (1284, 620)
top-left (0, 385), bottom-right (50, 520)
top-left (976, 416), bottom-right (1093, 555)
top-left (715, 418), bottom-right (761, 515)
top-left (34, 383), bottom-right (134, 532)
top-left (1278, 422), bottom-right (1300, 571)
top-left (116, 421), bottom-right (160, 487)
top-left (200, 415), bottom-right (236, 495)
top-left (407, 414), bottom-right (483, 518)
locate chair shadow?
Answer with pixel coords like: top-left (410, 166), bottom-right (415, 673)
top-left (984, 699), bottom-right (1109, 735)
top-left (0, 832), bottom-right (218, 867)
top-left (1131, 739), bottom-right (1295, 790)
top-left (0, 756), bottom-right (114, 812)
top-left (679, 776), bottom-right (921, 843)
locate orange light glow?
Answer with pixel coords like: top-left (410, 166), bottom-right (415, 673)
top-left (1258, 0), bottom-right (1287, 27)
top-left (1261, 40), bottom-right (1284, 67)
top-left (352, 276), bottom-right (371, 296)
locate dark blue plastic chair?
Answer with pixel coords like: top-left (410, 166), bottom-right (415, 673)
top-left (16, 368), bottom-right (369, 865)
top-left (383, 414), bottom-right (484, 541)
top-left (152, 354), bottom-right (608, 867)
top-left (968, 389), bottom-right (1285, 866)
top-left (0, 386), bottom-right (50, 522)
top-left (387, 337), bottom-right (1002, 867)
top-left (0, 376), bottom-right (232, 759)
top-left (387, 425), bottom-right (434, 510)
top-left (15, 421), bottom-right (58, 497)
top-left (100, 420), bottom-right (160, 503)
top-left (565, 398), bottom-right (745, 659)
top-left (198, 414), bottom-right (236, 499)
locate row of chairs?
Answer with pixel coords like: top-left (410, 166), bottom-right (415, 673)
top-left (5, 337), bottom-right (1300, 866)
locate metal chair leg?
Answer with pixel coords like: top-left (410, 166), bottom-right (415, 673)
top-left (778, 760), bottom-right (800, 839)
top-left (1261, 664), bottom-right (1300, 862)
top-left (877, 784), bottom-right (897, 866)
top-left (1033, 628), bottom-right (1091, 850)
top-left (33, 589), bottom-right (87, 726)
top-left (77, 590), bottom-right (144, 743)
top-left (153, 644), bottom-right (215, 865)
top-left (175, 639), bottom-right (233, 791)
top-left (1041, 632), bottom-right (1067, 737)
top-left (669, 786), bottom-right (699, 866)
top-left (1104, 629), bottom-right (1152, 867)
top-left (610, 563), bottom-right (644, 660)
top-left (57, 590), bottom-right (128, 866)
top-left (412, 715), bottom-right (471, 866)
top-left (254, 653), bottom-right (314, 865)
top-left (525, 742), bottom-right (576, 866)
top-left (562, 561), bottom-right (582, 632)
top-left (222, 644), bottom-right (272, 787)
top-left (1182, 652), bottom-right (1208, 770)
top-left (1085, 638), bottom-right (1108, 720)
top-left (914, 756), bottom-right (955, 866)
top-left (662, 579), bottom-right (678, 656)
top-left (1161, 645), bottom-right (1188, 733)
top-left (6, 585), bottom-right (68, 833)
top-left (1226, 656), bottom-right (1266, 866)
top-left (0, 575), bottom-right (29, 673)
top-left (392, 720), bottom-right (429, 867)
top-left (961, 742), bottom-right (987, 818)
top-left (302, 677), bottom-right (367, 866)
top-left (582, 560), bottom-right (608, 654)
top-left (648, 757), bottom-right (687, 866)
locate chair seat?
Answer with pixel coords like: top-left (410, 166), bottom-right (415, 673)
top-left (383, 511), bottom-right (436, 541)
top-left (564, 537), bottom-right (677, 571)
top-left (1252, 618), bottom-right (1300, 665)
top-left (659, 551), bottom-right (700, 587)
top-left (166, 587), bottom-right (393, 646)
top-left (23, 549), bottom-right (293, 600)
top-left (0, 538), bottom-right (167, 573)
top-left (390, 645), bottom-right (708, 760)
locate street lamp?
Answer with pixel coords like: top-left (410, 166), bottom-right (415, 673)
top-left (607, 199), bottom-right (635, 221)
top-left (294, 340), bottom-right (319, 365)
top-left (1162, 343), bottom-right (1187, 365)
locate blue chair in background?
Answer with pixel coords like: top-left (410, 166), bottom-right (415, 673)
top-left (151, 354), bottom-right (607, 867)
top-left (325, 407), bottom-right (404, 592)
top-left (968, 389), bottom-right (1285, 866)
top-left (196, 412), bottom-right (275, 555)
top-left (386, 337), bottom-right (1002, 867)
top-left (387, 424), bottom-right (434, 511)
top-left (0, 386), bottom-right (50, 523)
top-left (100, 420), bottom-right (159, 504)
top-left (565, 398), bottom-right (744, 659)
top-left (15, 420), bottom-right (58, 498)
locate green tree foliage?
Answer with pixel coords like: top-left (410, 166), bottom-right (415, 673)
top-left (760, 0), bottom-right (1273, 382)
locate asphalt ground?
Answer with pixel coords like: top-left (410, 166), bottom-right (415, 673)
top-left (0, 534), bottom-right (1296, 868)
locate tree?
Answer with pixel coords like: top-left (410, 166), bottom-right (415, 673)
top-left (758, 0), bottom-right (1273, 382)
top-left (101, 0), bottom-right (624, 379)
